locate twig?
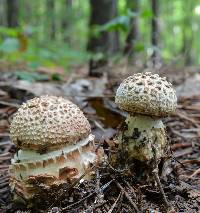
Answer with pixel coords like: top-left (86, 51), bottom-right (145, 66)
top-left (0, 181), bottom-right (9, 188)
top-left (0, 141), bottom-right (12, 146)
top-left (173, 147), bottom-right (193, 158)
top-left (0, 133), bottom-right (10, 137)
top-left (0, 152), bottom-right (11, 157)
top-left (92, 200), bottom-right (108, 210)
top-left (176, 111), bottom-right (200, 127)
top-left (189, 168), bottom-right (200, 178)
top-left (170, 129), bottom-right (187, 139)
top-left (0, 100), bottom-right (20, 108)
top-left (0, 165), bottom-right (9, 169)
top-left (181, 159), bottom-right (200, 164)
top-left (95, 169), bottom-right (104, 203)
top-left (171, 142), bottom-right (192, 151)
top-left (108, 191), bottom-right (123, 213)
top-left (62, 180), bottom-right (113, 210)
top-left (123, 180), bottom-right (137, 199)
top-left (115, 181), bottom-right (139, 212)
top-left (63, 191), bottom-right (96, 210)
top-left (152, 168), bottom-right (171, 210)
top-left (96, 169), bottom-right (100, 192)
top-left (94, 120), bottom-right (106, 132)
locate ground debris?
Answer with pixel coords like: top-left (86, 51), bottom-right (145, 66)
top-left (0, 75), bottom-right (200, 212)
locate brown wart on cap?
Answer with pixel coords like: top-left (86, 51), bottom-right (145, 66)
top-left (9, 95), bottom-right (102, 200)
top-left (115, 72), bottom-right (177, 163)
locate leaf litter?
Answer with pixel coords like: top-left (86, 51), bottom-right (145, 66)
top-left (0, 68), bottom-right (199, 213)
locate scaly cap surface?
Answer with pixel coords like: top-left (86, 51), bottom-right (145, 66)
top-left (10, 95), bottom-right (91, 151)
top-left (115, 72), bottom-right (177, 117)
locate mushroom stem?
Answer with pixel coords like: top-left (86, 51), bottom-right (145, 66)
top-left (118, 114), bottom-right (167, 164)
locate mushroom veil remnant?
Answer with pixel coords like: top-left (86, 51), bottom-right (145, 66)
top-left (9, 95), bottom-right (101, 200)
top-left (115, 72), bottom-right (177, 165)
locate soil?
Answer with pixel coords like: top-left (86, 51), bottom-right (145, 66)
top-left (0, 64), bottom-right (199, 213)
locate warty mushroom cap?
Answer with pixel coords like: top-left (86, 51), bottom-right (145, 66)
top-left (10, 95), bottom-right (91, 151)
top-left (9, 96), bottom-right (103, 200)
top-left (115, 72), bottom-right (177, 117)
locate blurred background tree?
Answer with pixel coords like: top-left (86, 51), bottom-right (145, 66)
top-left (6, 0), bottom-right (19, 28)
top-left (0, 0), bottom-right (200, 76)
top-left (87, 0), bottom-right (119, 76)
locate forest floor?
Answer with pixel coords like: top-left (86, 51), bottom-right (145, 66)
top-left (0, 63), bottom-right (200, 213)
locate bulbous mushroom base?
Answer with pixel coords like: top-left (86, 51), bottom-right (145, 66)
top-left (9, 134), bottom-right (103, 201)
top-left (116, 114), bottom-right (167, 171)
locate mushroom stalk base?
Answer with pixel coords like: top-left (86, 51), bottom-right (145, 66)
top-left (9, 134), bottom-right (99, 200)
top-left (118, 114), bottom-right (167, 164)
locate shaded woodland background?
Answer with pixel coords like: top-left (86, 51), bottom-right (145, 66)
top-left (1, 0), bottom-right (200, 77)
top-left (0, 1), bottom-right (200, 212)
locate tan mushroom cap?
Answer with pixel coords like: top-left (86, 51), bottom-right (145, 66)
top-left (10, 95), bottom-right (91, 151)
top-left (115, 72), bottom-right (177, 117)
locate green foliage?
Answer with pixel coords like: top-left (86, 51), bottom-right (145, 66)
top-left (0, 26), bottom-right (19, 37)
top-left (51, 73), bottom-right (62, 81)
top-left (0, 26), bottom-right (90, 70)
top-left (94, 10), bottom-right (139, 34)
top-left (1, 0), bottom-right (200, 68)
top-left (134, 42), bottom-right (145, 52)
top-left (15, 71), bottom-right (49, 82)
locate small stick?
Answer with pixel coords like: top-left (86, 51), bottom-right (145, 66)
top-left (108, 191), bottom-right (123, 213)
top-left (96, 169), bottom-right (100, 192)
top-left (95, 169), bottom-right (104, 203)
top-left (62, 180), bottom-right (113, 210)
top-left (0, 141), bottom-right (11, 146)
top-left (0, 100), bottom-right (20, 108)
top-left (92, 200), bottom-right (108, 210)
top-left (189, 168), bottom-right (200, 178)
top-left (63, 191), bottom-right (96, 210)
top-left (171, 142), bottom-right (192, 151)
top-left (181, 159), bottom-right (200, 164)
top-left (123, 180), bottom-right (137, 199)
top-left (152, 167), bottom-right (171, 210)
top-left (176, 111), bottom-right (199, 127)
top-left (115, 181), bottom-right (139, 212)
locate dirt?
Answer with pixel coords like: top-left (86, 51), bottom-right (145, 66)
top-left (0, 65), bottom-right (200, 213)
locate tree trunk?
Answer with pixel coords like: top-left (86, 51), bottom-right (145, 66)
top-left (6, 0), bottom-right (18, 27)
top-left (124, 0), bottom-right (140, 60)
top-left (151, 0), bottom-right (160, 66)
top-left (181, 1), bottom-right (193, 66)
top-left (0, 0), bottom-right (7, 26)
top-left (46, 0), bottom-right (56, 40)
top-left (87, 0), bottom-right (119, 77)
top-left (181, 31), bottom-right (193, 65)
top-left (62, 0), bottom-right (72, 43)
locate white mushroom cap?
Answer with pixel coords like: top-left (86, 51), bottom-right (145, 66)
top-left (115, 72), bottom-right (177, 117)
top-left (10, 95), bottom-right (91, 151)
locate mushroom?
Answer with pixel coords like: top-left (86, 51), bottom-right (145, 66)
top-left (9, 95), bottom-right (101, 200)
top-left (115, 72), bottom-right (177, 209)
top-left (115, 72), bottom-right (177, 165)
